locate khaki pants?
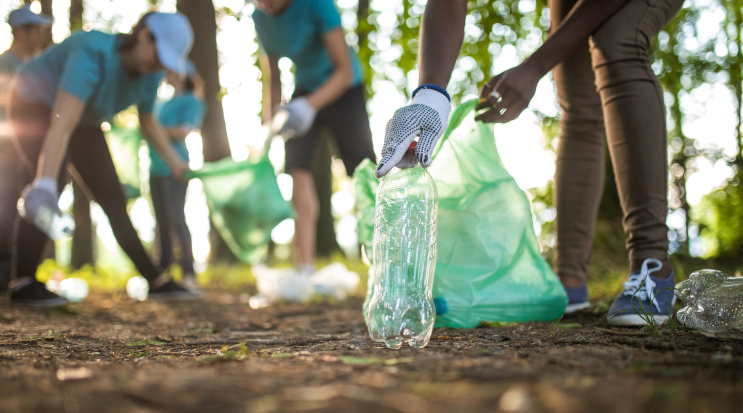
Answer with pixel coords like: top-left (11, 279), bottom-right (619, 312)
top-left (550, 0), bottom-right (684, 281)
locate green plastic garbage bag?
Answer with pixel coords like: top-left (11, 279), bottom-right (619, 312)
top-left (185, 153), bottom-right (293, 264)
top-left (355, 100), bottom-right (567, 328)
top-left (105, 127), bottom-right (143, 199)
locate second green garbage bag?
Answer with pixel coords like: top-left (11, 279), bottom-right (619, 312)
top-left (356, 100), bottom-right (567, 328)
top-left (186, 153), bottom-right (293, 264)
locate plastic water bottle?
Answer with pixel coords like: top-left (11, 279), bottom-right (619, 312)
top-left (367, 141), bottom-right (438, 349)
top-left (17, 201), bottom-right (75, 241)
top-left (676, 269), bottom-right (743, 337)
top-left (126, 275), bottom-right (149, 301)
top-left (47, 277), bottom-right (89, 302)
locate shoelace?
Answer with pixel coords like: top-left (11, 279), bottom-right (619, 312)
top-left (621, 258), bottom-right (663, 312)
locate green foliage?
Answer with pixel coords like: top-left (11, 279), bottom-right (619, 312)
top-left (694, 180), bottom-right (743, 259)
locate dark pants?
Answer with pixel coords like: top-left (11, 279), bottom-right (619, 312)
top-left (150, 174), bottom-right (194, 275)
top-left (0, 139), bottom-right (21, 291)
top-left (285, 84), bottom-right (376, 176)
top-left (9, 94), bottom-right (161, 283)
top-left (550, 0), bottom-right (683, 281)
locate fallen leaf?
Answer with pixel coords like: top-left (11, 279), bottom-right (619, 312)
top-left (556, 323), bottom-right (582, 329)
top-left (270, 352), bottom-right (294, 358)
top-left (57, 367), bottom-right (94, 381)
top-left (126, 341), bottom-right (147, 347)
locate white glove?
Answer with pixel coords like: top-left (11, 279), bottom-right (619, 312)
top-left (18, 177), bottom-right (59, 222)
top-left (277, 97), bottom-right (317, 140)
top-left (374, 88), bottom-right (451, 178)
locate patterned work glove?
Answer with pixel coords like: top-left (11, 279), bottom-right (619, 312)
top-left (278, 97), bottom-right (317, 140)
top-left (374, 87), bottom-right (451, 178)
top-left (18, 177), bottom-right (60, 223)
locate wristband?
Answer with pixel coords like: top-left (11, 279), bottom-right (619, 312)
top-left (412, 84), bottom-right (450, 102)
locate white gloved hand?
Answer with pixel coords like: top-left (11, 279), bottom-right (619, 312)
top-left (18, 177), bottom-right (59, 222)
top-left (277, 97), bottom-right (317, 140)
top-left (374, 88), bottom-right (451, 178)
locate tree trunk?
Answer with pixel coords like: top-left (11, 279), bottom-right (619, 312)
top-left (176, 0), bottom-right (236, 264)
top-left (313, 131), bottom-right (341, 258)
top-left (70, 0), bottom-right (83, 32)
top-left (65, 0), bottom-right (95, 269)
top-left (70, 179), bottom-right (95, 269)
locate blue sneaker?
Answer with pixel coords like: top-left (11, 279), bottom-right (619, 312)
top-left (563, 283), bottom-right (590, 314)
top-left (607, 259), bottom-right (676, 326)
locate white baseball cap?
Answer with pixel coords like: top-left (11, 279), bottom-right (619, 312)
top-left (144, 12), bottom-right (193, 77)
top-left (7, 6), bottom-right (54, 29)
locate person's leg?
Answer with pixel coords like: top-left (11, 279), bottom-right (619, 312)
top-left (285, 90), bottom-right (322, 270)
top-left (168, 175), bottom-right (194, 276)
top-left (68, 127), bottom-right (163, 281)
top-left (0, 140), bottom-right (21, 291)
top-left (290, 170), bottom-right (319, 268)
top-left (149, 175), bottom-right (174, 271)
top-left (591, 0), bottom-right (684, 324)
top-left (68, 127), bottom-right (198, 300)
top-left (321, 85), bottom-right (377, 176)
top-left (7, 96), bottom-right (69, 305)
top-left (549, 0), bottom-right (607, 287)
top-left (590, 0), bottom-right (684, 277)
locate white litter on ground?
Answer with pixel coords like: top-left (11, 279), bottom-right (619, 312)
top-left (250, 263), bottom-right (360, 308)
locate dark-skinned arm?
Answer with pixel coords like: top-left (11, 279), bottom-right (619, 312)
top-left (417, 0), bottom-right (468, 88)
top-left (476, 0), bottom-right (632, 122)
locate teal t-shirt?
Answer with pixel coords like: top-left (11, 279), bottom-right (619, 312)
top-left (13, 30), bottom-right (162, 126)
top-left (149, 92), bottom-right (205, 177)
top-left (253, 0), bottom-right (362, 92)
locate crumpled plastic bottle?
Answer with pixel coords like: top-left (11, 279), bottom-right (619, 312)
top-left (367, 141), bottom-right (438, 349)
top-left (676, 269), bottom-right (743, 338)
top-left (18, 201), bottom-right (75, 241)
top-left (46, 275), bottom-right (89, 302)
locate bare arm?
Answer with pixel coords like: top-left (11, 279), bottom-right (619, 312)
top-left (37, 90), bottom-right (85, 180)
top-left (139, 111), bottom-right (189, 178)
top-left (418, 0), bottom-right (468, 88)
top-left (260, 54), bottom-right (281, 125)
top-left (304, 27), bottom-right (353, 110)
top-left (477, 0), bottom-right (632, 122)
top-left (525, 0), bottom-right (630, 77)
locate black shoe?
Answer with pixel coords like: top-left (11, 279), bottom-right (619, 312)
top-left (10, 278), bottom-right (69, 307)
top-left (148, 280), bottom-right (202, 301)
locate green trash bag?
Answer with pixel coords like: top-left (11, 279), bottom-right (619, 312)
top-left (105, 127), bottom-right (143, 199)
top-left (185, 153), bottom-right (293, 264)
top-left (355, 100), bottom-right (567, 328)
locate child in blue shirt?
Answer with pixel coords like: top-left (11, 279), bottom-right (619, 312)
top-left (8, 12), bottom-right (200, 305)
top-left (253, 0), bottom-right (376, 274)
top-left (148, 62), bottom-right (205, 293)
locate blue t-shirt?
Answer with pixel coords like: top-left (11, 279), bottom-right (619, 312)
top-left (253, 0), bottom-right (362, 92)
top-left (149, 92), bottom-right (205, 177)
top-left (13, 30), bottom-right (162, 126)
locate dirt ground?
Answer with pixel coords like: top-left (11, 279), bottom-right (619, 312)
top-left (0, 288), bottom-right (741, 413)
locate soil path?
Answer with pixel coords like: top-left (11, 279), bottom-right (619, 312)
top-left (1, 291), bottom-right (740, 413)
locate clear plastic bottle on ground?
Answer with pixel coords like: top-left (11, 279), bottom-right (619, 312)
top-left (367, 141), bottom-right (438, 349)
top-left (676, 269), bottom-right (743, 338)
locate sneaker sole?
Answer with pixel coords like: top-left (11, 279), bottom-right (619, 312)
top-left (607, 297), bottom-right (676, 326)
top-left (564, 302), bottom-right (590, 314)
top-left (11, 297), bottom-right (70, 307)
top-left (607, 313), bottom-right (670, 326)
top-left (147, 291), bottom-right (203, 302)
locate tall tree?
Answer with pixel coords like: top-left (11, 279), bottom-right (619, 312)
top-left (66, 0), bottom-right (96, 269)
top-left (176, 0), bottom-right (236, 263)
